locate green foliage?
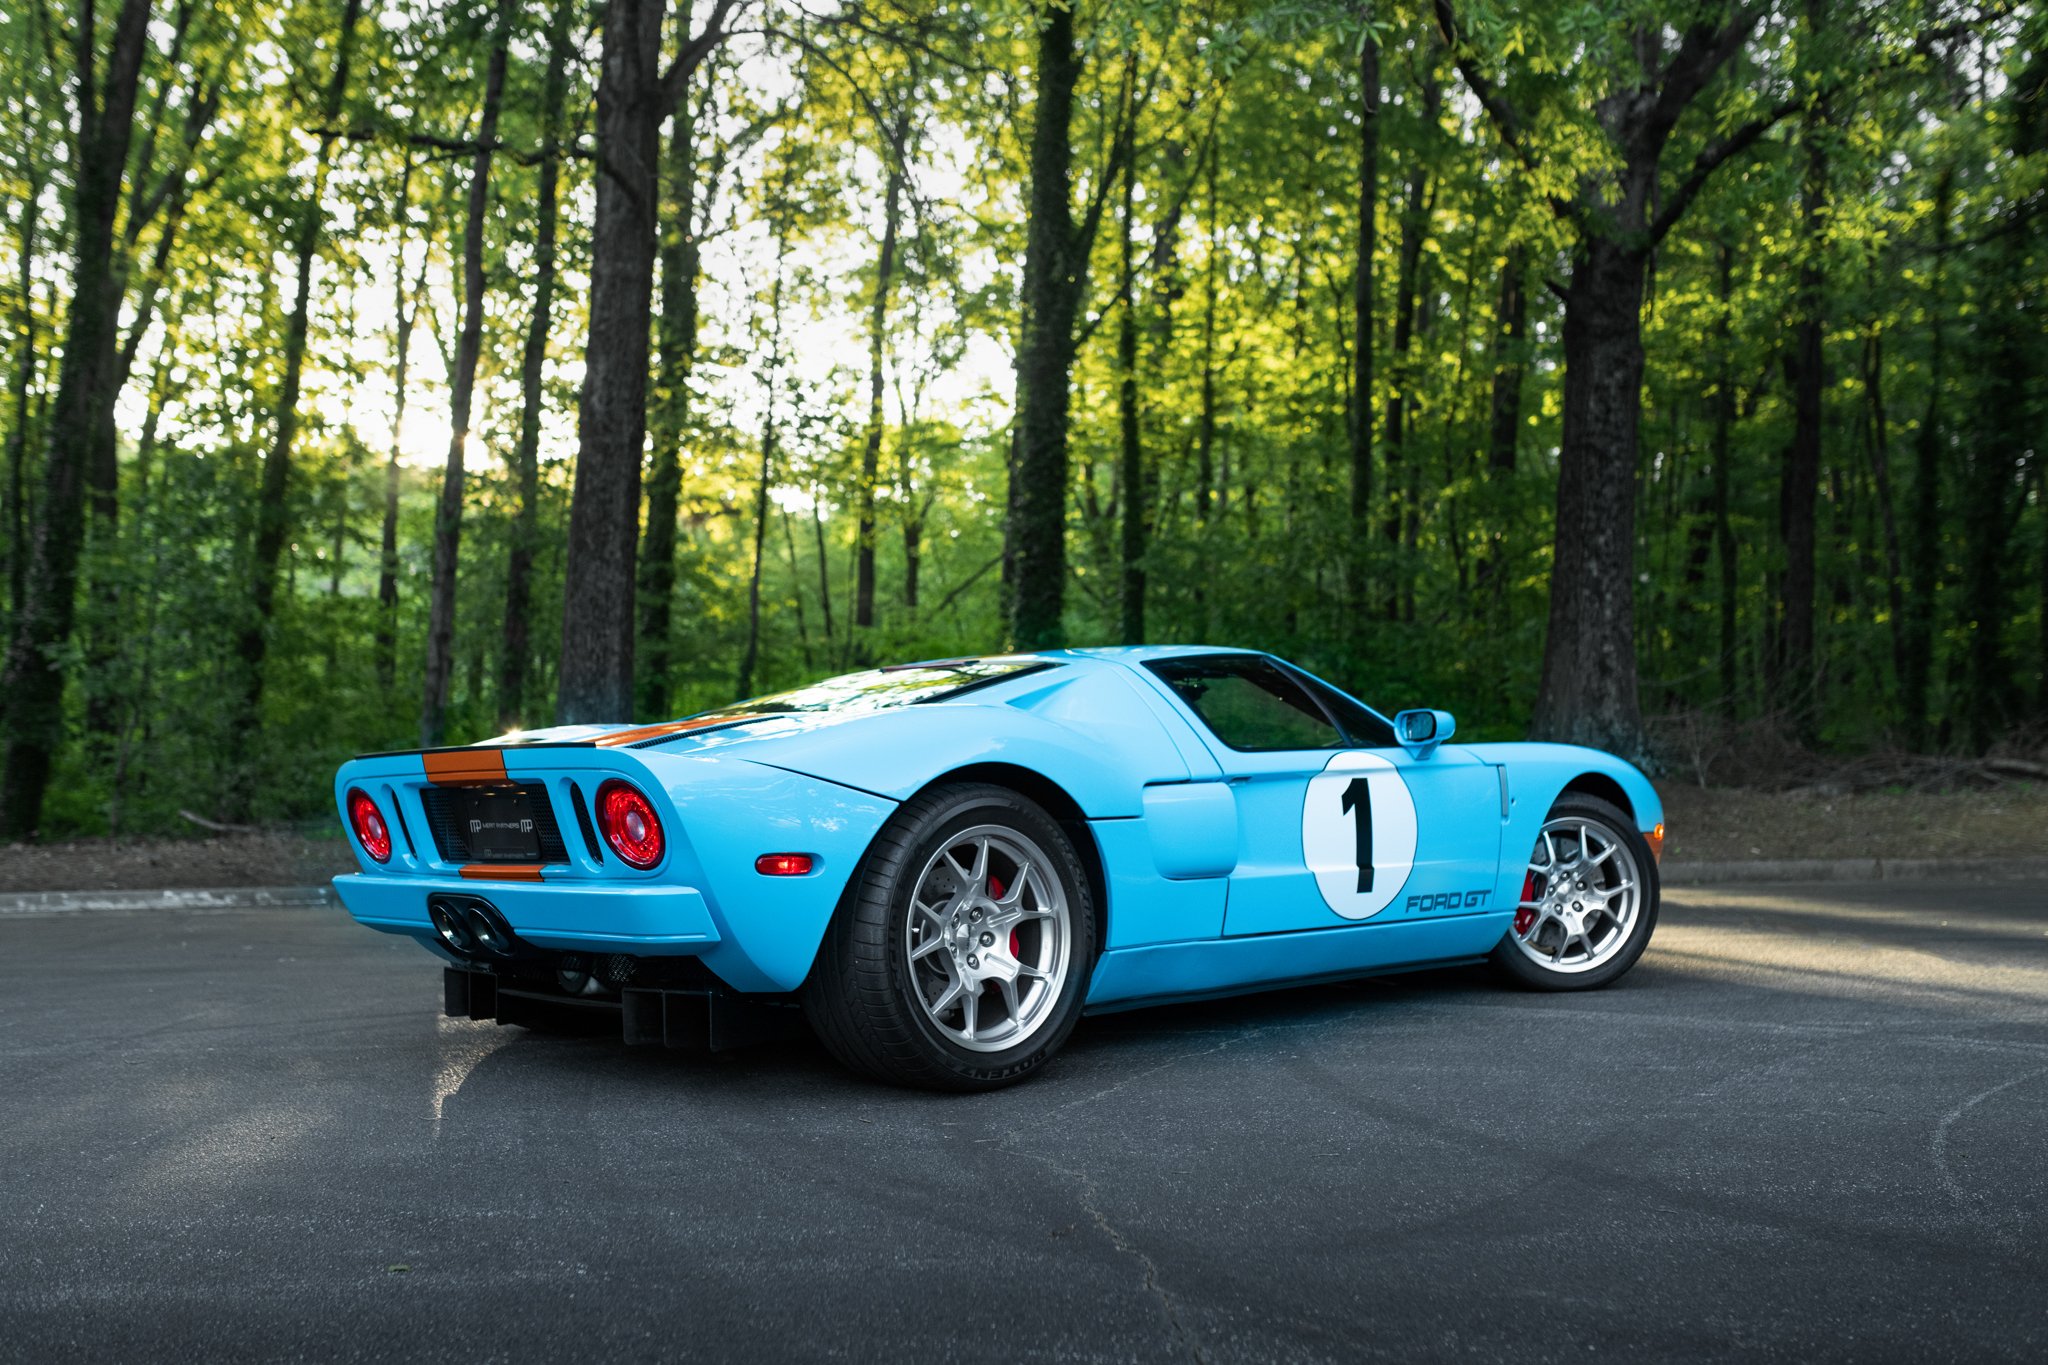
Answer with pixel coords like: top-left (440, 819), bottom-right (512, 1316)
top-left (1, 0), bottom-right (2043, 836)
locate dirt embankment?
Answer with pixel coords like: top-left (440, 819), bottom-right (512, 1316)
top-left (4, 781), bottom-right (2044, 893)
top-left (0, 829), bottom-right (356, 893)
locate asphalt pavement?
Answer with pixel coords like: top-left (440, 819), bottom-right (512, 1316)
top-left (2, 880), bottom-right (2045, 1363)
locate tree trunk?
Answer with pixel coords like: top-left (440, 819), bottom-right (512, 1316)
top-left (3, 171), bottom-right (38, 631)
top-left (1198, 140), bottom-right (1221, 531)
top-left (1772, 88), bottom-right (1826, 743)
top-left (1347, 29), bottom-right (1379, 619)
top-left (1958, 214), bottom-right (2029, 753)
top-left (559, 0), bottom-right (727, 723)
top-left (232, 0), bottom-right (364, 810)
top-left (420, 0), bottom-right (512, 748)
top-left (376, 155), bottom-right (421, 694)
top-left (1712, 243), bottom-right (1739, 718)
top-left (1440, 1), bottom-right (1780, 755)
top-left (1006, 5), bottom-right (1087, 649)
top-left (1527, 234), bottom-right (1649, 755)
top-left (1116, 139), bottom-right (1144, 644)
top-left (500, 0), bottom-right (574, 731)
top-left (900, 425), bottom-right (923, 611)
top-left (0, 0), bottom-right (155, 838)
top-left (1861, 322), bottom-right (1907, 699)
top-left (1900, 168), bottom-right (1950, 751)
top-left (812, 495), bottom-right (835, 645)
top-left (1486, 245), bottom-right (1526, 474)
top-left (635, 73), bottom-right (707, 719)
top-left (1383, 78), bottom-right (1436, 619)
top-left (737, 215), bottom-right (788, 701)
top-left (854, 155), bottom-right (904, 635)
top-left (779, 510), bottom-right (810, 667)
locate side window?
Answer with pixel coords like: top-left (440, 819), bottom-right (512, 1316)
top-left (1288, 668), bottom-right (1400, 749)
top-left (1148, 656), bottom-right (1343, 752)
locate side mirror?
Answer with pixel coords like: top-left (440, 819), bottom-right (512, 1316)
top-left (1393, 708), bottom-right (1455, 759)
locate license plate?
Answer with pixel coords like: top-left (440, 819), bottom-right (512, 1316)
top-left (455, 788), bottom-right (541, 861)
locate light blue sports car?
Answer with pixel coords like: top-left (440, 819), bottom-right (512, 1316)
top-left (332, 647), bottom-right (1665, 1089)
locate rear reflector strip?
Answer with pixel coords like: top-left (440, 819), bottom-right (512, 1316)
top-left (755, 853), bottom-right (814, 877)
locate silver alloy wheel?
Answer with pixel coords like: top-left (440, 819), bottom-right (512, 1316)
top-left (903, 823), bottom-right (1072, 1053)
top-left (1511, 814), bottom-right (1643, 975)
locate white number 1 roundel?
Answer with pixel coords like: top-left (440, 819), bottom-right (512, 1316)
top-left (1302, 752), bottom-right (1418, 920)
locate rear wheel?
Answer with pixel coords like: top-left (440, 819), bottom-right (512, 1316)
top-left (803, 783), bottom-right (1097, 1090)
top-left (1489, 793), bottom-right (1659, 991)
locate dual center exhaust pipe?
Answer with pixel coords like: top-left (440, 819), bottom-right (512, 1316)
top-left (427, 895), bottom-right (520, 960)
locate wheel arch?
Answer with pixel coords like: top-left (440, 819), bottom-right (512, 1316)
top-left (916, 762), bottom-right (1112, 954)
top-left (1558, 771), bottom-right (1634, 822)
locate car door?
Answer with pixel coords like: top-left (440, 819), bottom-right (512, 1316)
top-left (1141, 654), bottom-right (1502, 938)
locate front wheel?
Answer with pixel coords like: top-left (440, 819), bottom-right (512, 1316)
top-left (1489, 793), bottom-right (1659, 991)
top-left (803, 783), bottom-right (1098, 1090)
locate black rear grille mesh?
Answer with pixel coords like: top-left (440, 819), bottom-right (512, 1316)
top-left (421, 783), bottom-right (570, 865)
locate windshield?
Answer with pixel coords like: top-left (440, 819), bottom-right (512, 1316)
top-left (718, 658), bottom-right (1055, 718)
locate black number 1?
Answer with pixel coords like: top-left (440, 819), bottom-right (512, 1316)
top-left (1341, 777), bottom-right (1374, 893)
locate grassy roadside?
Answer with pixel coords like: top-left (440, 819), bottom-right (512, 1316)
top-left (4, 782), bottom-right (2044, 893)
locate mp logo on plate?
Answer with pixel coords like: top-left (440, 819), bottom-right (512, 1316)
top-left (1301, 751), bottom-right (1417, 920)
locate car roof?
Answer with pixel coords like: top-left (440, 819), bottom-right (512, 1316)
top-left (1028, 644), bottom-right (1264, 664)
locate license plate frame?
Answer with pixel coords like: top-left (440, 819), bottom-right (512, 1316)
top-left (452, 787), bottom-right (542, 862)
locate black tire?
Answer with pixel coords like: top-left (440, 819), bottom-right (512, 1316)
top-left (1489, 792), bottom-right (1660, 991)
top-left (803, 783), bottom-right (1098, 1091)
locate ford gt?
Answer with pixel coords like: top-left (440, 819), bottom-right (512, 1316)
top-left (332, 647), bottom-right (1665, 1089)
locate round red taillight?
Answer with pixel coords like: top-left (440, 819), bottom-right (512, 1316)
top-left (347, 788), bottom-right (392, 863)
top-left (596, 780), bottom-right (664, 869)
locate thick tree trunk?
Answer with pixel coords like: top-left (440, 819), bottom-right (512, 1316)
top-left (635, 74), bottom-right (705, 719)
top-left (559, 0), bottom-right (668, 722)
top-left (854, 158), bottom-right (904, 635)
top-left (233, 0), bottom-right (364, 810)
top-left (1347, 31), bottom-right (1379, 618)
top-left (376, 155), bottom-right (420, 694)
top-left (0, 0), bottom-right (155, 838)
top-left (1958, 220), bottom-right (2029, 753)
top-left (501, 0), bottom-right (574, 730)
top-left (420, 0), bottom-right (512, 748)
top-left (1527, 235), bottom-right (1648, 756)
top-left (1007, 4), bottom-right (1085, 649)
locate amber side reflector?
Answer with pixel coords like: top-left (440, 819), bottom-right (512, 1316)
top-left (1646, 822), bottom-right (1666, 863)
top-left (755, 853), bottom-right (815, 877)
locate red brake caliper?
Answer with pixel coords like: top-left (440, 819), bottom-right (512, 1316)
top-left (989, 874), bottom-right (1017, 956)
top-left (1515, 871), bottom-right (1542, 937)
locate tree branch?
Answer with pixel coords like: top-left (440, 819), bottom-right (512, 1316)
top-left (660, 0), bottom-right (744, 121)
top-left (1648, 93), bottom-right (1802, 244)
top-left (1431, 0), bottom-right (1533, 171)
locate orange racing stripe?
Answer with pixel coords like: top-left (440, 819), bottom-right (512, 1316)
top-left (424, 748), bottom-right (511, 785)
top-left (459, 864), bottom-right (544, 883)
top-left (591, 713), bottom-right (747, 747)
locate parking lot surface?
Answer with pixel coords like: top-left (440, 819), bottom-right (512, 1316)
top-left (3, 880), bottom-right (2045, 1362)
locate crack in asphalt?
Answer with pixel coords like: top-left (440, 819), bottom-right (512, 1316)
top-left (1009, 1141), bottom-right (1212, 1365)
top-left (1929, 1065), bottom-right (2047, 1249)
top-left (991, 1027), bottom-right (1280, 1364)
